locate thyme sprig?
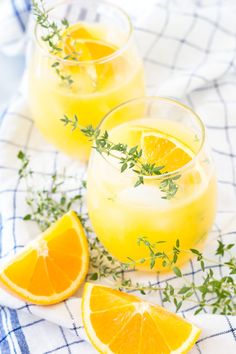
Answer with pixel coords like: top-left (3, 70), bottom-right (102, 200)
top-left (160, 175), bottom-right (181, 200)
top-left (17, 151), bottom-right (236, 315)
top-left (32, 0), bottom-right (74, 86)
top-left (17, 150), bottom-right (84, 231)
top-left (61, 115), bottom-right (179, 199)
top-left (121, 237), bottom-right (236, 315)
top-left (88, 236), bottom-right (126, 281)
top-left (88, 234), bottom-right (236, 315)
top-left (18, 150), bottom-right (33, 179)
top-left (32, 0), bottom-right (67, 52)
top-left (126, 237), bottom-right (181, 271)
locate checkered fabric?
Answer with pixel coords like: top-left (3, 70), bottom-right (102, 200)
top-left (0, 0), bottom-right (236, 353)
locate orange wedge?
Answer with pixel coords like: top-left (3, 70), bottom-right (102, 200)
top-left (62, 23), bottom-right (93, 60)
top-left (62, 23), bottom-right (115, 61)
top-left (141, 132), bottom-right (193, 173)
top-left (59, 23), bottom-right (117, 91)
top-left (0, 211), bottom-right (89, 305)
top-left (82, 283), bottom-right (201, 354)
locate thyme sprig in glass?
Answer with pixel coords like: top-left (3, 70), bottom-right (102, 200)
top-left (32, 0), bottom-right (67, 52)
top-left (32, 0), bottom-right (74, 86)
top-left (61, 114), bottom-right (180, 199)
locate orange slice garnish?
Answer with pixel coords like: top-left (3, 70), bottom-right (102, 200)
top-left (141, 132), bottom-right (193, 173)
top-left (62, 23), bottom-right (115, 61)
top-left (58, 23), bottom-right (117, 91)
top-left (0, 211), bottom-right (89, 305)
top-left (82, 283), bottom-right (201, 354)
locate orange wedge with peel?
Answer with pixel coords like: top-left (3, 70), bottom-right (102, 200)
top-left (62, 23), bottom-right (93, 61)
top-left (0, 211), bottom-right (89, 305)
top-left (82, 283), bottom-right (201, 354)
top-left (59, 23), bottom-right (117, 91)
top-left (62, 23), bottom-right (115, 61)
top-left (141, 132), bottom-right (193, 173)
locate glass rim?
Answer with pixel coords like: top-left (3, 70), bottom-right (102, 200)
top-left (34, 0), bottom-right (133, 65)
top-left (97, 96), bottom-right (206, 180)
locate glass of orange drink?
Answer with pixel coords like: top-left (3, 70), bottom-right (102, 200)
top-left (29, 0), bottom-right (145, 161)
top-left (87, 97), bottom-right (217, 271)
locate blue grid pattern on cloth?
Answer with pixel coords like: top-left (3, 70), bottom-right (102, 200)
top-left (0, 0), bottom-right (236, 353)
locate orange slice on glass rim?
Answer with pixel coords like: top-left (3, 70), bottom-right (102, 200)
top-left (62, 23), bottom-right (115, 61)
top-left (141, 132), bottom-right (194, 173)
top-left (60, 23), bottom-right (117, 90)
top-left (82, 283), bottom-right (201, 354)
top-left (0, 211), bottom-right (89, 305)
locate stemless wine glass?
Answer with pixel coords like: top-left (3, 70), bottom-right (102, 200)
top-left (29, 0), bottom-right (145, 161)
top-left (87, 97), bottom-right (217, 271)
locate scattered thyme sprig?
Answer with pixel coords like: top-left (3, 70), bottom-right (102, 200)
top-left (17, 150), bottom-right (33, 179)
top-left (32, 0), bottom-right (74, 86)
top-left (126, 237), bottom-right (181, 271)
top-left (18, 151), bottom-right (236, 315)
top-left (88, 236), bottom-right (126, 281)
top-left (61, 115), bottom-right (179, 199)
top-left (120, 237), bottom-right (236, 315)
top-left (17, 150), bottom-right (85, 231)
top-left (88, 234), bottom-right (236, 315)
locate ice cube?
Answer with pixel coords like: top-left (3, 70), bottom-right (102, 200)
top-left (118, 184), bottom-right (169, 209)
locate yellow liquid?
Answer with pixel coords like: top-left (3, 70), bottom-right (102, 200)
top-left (87, 119), bottom-right (217, 271)
top-left (29, 23), bottom-right (145, 160)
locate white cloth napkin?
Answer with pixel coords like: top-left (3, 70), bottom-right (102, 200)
top-left (0, 0), bottom-right (236, 353)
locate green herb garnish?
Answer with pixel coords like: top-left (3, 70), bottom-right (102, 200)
top-left (17, 150), bottom-right (84, 231)
top-left (61, 114), bottom-right (180, 199)
top-left (119, 237), bottom-right (236, 315)
top-left (32, 0), bottom-right (74, 86)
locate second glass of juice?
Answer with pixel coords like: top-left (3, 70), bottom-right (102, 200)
top-left (29, 0), bottom-right (145, 161)
top-left (87, 97), bottom-right (217, 271)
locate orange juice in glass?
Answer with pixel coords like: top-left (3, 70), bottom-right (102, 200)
top-left (87, 97), bottom-right (217, 271)
top-left (29, 0), bottom-right (145, 161)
